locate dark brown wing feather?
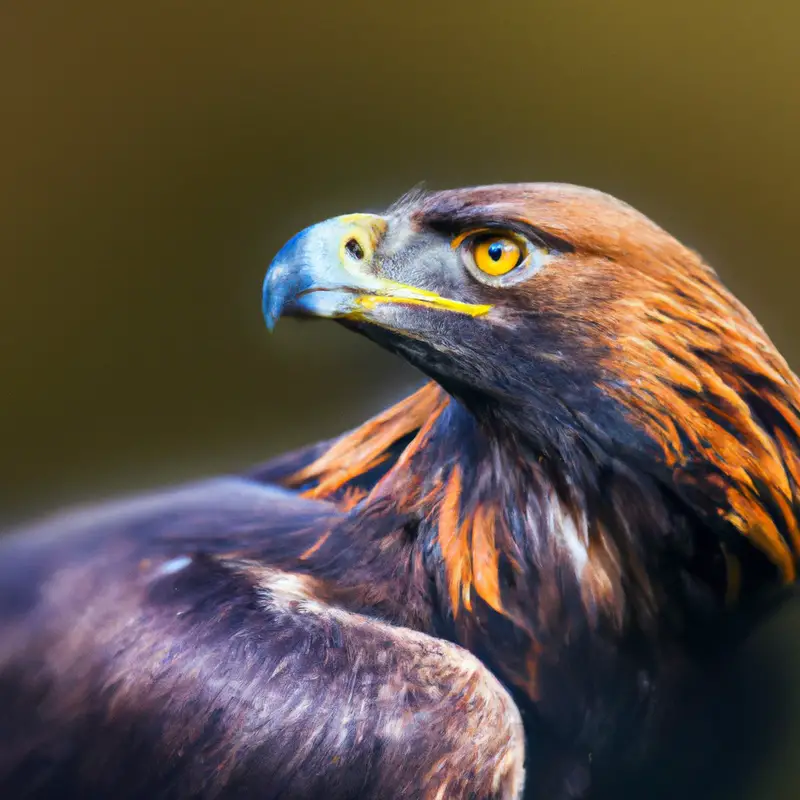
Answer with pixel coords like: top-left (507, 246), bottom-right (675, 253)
top-left (0, 477), bottom-right (524, 800)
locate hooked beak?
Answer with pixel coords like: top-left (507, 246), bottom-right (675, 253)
top-left (262, 213), bottom-right (491, 331)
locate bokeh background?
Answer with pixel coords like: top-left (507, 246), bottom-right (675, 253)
top-left (1, 1), bottom-right (800, 797)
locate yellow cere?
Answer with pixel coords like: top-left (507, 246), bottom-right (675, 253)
top-left (473, 236), bottom-right (522, 276)
top-left (336, 214), bottom-right (388, 270)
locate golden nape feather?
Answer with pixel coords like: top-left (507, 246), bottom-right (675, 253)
top-left (2, 183), bottom-right (798, 800)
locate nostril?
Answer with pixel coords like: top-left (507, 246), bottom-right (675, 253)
top-left (344, 238), bottom-right (365, 261)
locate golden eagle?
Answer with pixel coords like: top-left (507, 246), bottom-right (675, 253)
top-left (1, 184), bottom-right (798, 799)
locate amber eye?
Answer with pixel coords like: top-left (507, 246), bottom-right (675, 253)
top-left (471, 235), bottom-right (524, 276)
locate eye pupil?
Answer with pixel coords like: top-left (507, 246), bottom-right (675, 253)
top-left (345, 238), bottom-right (365, 260)
top-left (487, 241), bottom-right (504, 261)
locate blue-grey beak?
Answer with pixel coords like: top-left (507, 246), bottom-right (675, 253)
top-left (262, 213), bottom-right (491, 331)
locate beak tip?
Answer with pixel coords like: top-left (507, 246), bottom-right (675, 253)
top-left (262, 227), bottom-right (314, 332)
top-left (262, 274), bottom-right (284, 332)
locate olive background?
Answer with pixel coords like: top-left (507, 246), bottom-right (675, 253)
top-left (1, 2), bottom-right (800, 797)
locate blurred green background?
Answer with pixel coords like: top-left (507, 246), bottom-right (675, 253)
top-left (1, 1), bottom-right (799, 795)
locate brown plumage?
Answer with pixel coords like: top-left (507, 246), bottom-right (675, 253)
top-left (1, 183), bottom-right (798, 799)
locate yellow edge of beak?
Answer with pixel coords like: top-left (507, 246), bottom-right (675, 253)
top-left (355, 292), bottom-right (492, 318)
